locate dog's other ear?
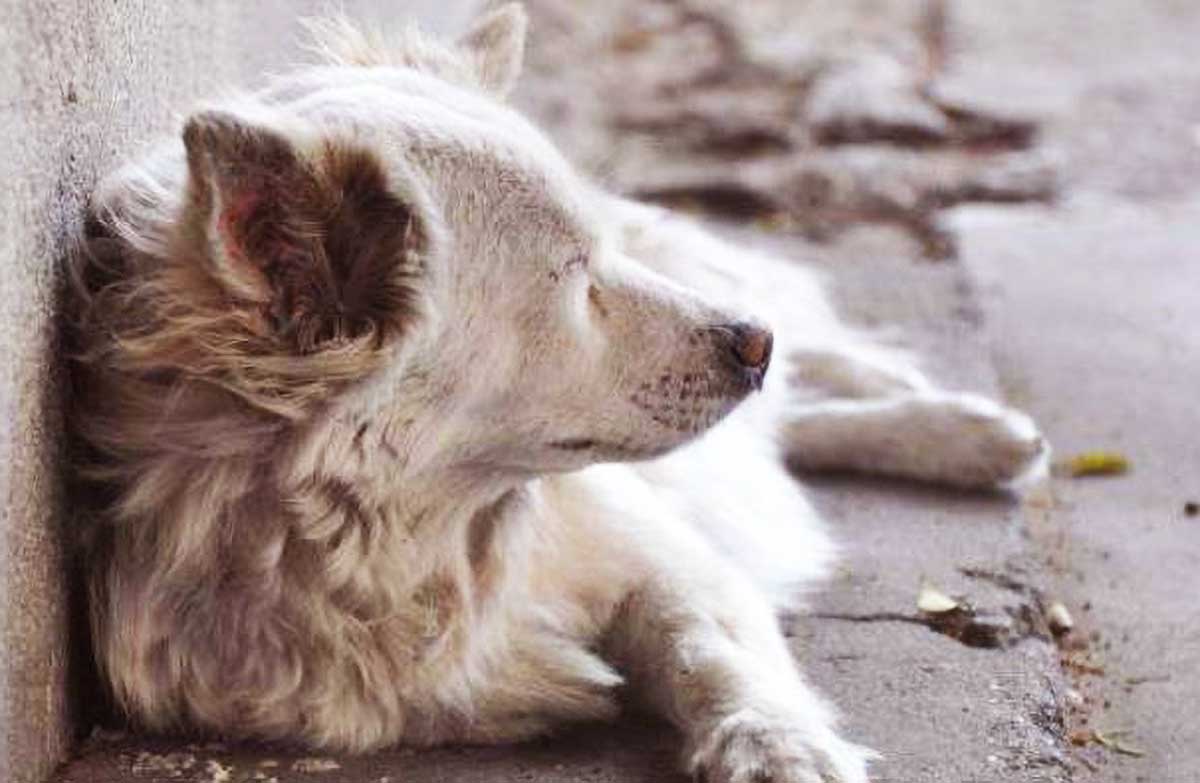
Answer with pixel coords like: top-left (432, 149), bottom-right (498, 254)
top-left (458, 2), bottom-right (527, 98)
top-left (182, 110), bottom-right (423, 354)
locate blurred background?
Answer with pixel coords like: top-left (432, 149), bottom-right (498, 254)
top-left (1, 1), bottom-right (1196, 782)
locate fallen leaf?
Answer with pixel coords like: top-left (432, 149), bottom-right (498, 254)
top-left (1069, 729), bottom-right (1147, 758)
top-left (1046, 601), bottom-right (1074, 634)
top-left (1124, 674), bottom-right (1171, 686)
top-left (1094, 730), bottom-right (1147, 758)
top-left (1059, 451), bottom-right (1129, 477)
top-left (917, 578), bottom-right (960, 614)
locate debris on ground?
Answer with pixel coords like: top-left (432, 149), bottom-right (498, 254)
top-left (1123, 674), bottom-right (1171, 687)
top-left (1095, 730), bottom-right (1146, 758)
top-left (916, 577), bottom-right (960, 613)
top-left (291, 758), bottom-right (342, 773)
top-left (1070, 728), bottom-right (1147, 758)
top-left (1045, 601), bottom-right (1074, 636)
top-left (911, 578), bottom-right (1045, 648)
top-left (1056, 451), bottom-right (1130, 478)
top-left (1061, 653), bottom-right (1106, 677)
top-left (130, 751), bottom-right (196, 777)
top-left (817, 572), bottom-right (1057, 650)
top-left (1184, 500), bottom-right (1198, 516)
top-left (204, 760), bottom-right (233, 783)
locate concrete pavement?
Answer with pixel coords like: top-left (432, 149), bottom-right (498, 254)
top-left (946, 3), bottom-right (1200, 779)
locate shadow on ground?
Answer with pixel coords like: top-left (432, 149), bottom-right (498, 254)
top-left (59, 716), bottom-right (687, 783)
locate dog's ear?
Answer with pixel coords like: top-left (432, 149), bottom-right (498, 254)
top-left (182, 110), bottom-right (301, 306)
top-left (458, 2), bottom-right (527, 98)
top-left (182, 110), bottom-right (423, 354)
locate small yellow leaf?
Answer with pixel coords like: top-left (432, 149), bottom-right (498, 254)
top-left (1061, 451), bottom-right (1129, 477)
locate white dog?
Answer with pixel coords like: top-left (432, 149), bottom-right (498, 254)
top-left (68, 6), bottom-right (1045, 782)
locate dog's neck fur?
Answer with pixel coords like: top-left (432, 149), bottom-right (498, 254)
top-left (283, 384), bottom-right (536, 534)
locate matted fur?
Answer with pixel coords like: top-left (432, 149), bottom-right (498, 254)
top-left (67, 5), bottom-right (1046, 780)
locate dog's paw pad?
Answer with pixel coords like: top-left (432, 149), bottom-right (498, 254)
top-left (690, 710), bottom-right (872, 783)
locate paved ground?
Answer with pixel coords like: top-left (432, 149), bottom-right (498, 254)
top-left (47, 1), bottom-right (1200, 782)
top-left (946, 2), bottom-right (1200, 780)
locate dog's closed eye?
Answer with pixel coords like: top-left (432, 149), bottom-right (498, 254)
top-left (562, 252), bottom-right (588, 276)
top-left (549, 252), bottom-right (588, 283)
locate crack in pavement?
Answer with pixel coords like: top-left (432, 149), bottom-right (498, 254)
top-left (813, 597), bottom-right (1052, 651)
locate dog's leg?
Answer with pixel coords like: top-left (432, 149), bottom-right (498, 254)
top-left (781, 390), bottom-right (1046, 488)
top-left (776, 328), bottom-right (1046, 488)
top-left (786, 343), bottom-right (931, 401)
top-left (606, 570), bottom-right (873, 783)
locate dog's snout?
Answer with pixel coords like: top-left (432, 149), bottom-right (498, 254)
top-left (713, 322), bottom-right (774, 390)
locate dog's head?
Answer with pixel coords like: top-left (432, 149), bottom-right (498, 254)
top-left (152, 4), bottom-right (770, 477)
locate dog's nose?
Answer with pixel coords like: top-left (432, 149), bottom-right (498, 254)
top-left (719, 322), bottom-right (774, 388)
top-left (732, 324), bottom-right (773, 371)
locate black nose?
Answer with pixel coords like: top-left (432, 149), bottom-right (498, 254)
top-left (718, 322), bottom-right (773, 389)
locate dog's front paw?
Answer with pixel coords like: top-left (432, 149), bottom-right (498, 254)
top-left (690, 709), bottom-right (873, 783)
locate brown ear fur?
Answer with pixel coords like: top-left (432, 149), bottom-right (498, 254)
top-left (182, 111), bottom-right (421, 355)
top-left (69, 113), bottom-right (425, 435)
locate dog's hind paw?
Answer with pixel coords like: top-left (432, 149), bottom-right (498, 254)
top-left (923, 393), bottom-right (1049, 489)
top-left (689, 709), bottom-right (874, 783)
top-left (784, 390), bottom-right (1048, 491)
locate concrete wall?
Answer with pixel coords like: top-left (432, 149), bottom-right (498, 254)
top-left (0, 3), bottom-right (472, 781)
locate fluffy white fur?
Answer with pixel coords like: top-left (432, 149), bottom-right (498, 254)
top-left (69, 6), bottom-right (1046, 782)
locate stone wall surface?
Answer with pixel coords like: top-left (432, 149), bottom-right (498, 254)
top-left (0, 4), bottom-right (472, 782)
